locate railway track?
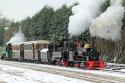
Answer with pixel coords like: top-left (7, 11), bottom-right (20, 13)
top-left (105, 63), bottom-right (125, 74)
top-left (104, 68), bottom-right (125, 74)
top-left (0, 61), bottom-right (125, 83)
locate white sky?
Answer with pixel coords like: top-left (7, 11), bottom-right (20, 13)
top-left (0, 0), bottom-right (76, 22)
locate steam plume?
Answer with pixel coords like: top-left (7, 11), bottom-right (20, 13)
top-left (90, 0), bottom-right (125, 41)
top-left (68, 0), bottom-right (102, 36)
top-left (7, 26), bottom-right (26, 44)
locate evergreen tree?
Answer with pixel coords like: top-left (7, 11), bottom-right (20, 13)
top-left (21, 17), bottom-right (32, 40)
top-left (31, 6), bottom-right (54, 40)
top-left (21, 5), bottom-right (72, 41)
top-left (100, 0), bottom-right (110, 13)
top-left (50, 5), bottom-right (72, 41)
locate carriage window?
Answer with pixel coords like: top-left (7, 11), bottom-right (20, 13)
top-left (13, 52), bottom-right (15, 57)
top-left (37, 43), bottom-right (48, 49)
top-left (12, 45), bottom-right (20, 50)
top-left (39, 44), bottom-right (43, 49)
top-left (24, 44), bottom-right (33, 50)
top-left (29, 44), bottom-right (33, 50)
top-left (43, 44), bottom-right (47, 48)
top-left (17, 46), bottom-right (20, 50)
top-left (24, 45), bottom-right (27, 50)
top-left (36, 44), bottom-right (40, 49)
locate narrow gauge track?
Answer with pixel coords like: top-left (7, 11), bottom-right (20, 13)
top-left (104, 68), bottom-right (125, 74)
top-left (0, 61), bottom-right (125, 83)
top-left (105, 63), bottom-right (125, 74)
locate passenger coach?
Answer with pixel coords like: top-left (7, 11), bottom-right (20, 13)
top-left (8, 40), bottom-right (49, 62)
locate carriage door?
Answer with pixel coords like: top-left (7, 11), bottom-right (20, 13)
top-left (36, 44), bottom-right (41, 62)
top-left (20, 44), bottom-right (24, 60)
top-left (32, 44), bottom-right (35, 61)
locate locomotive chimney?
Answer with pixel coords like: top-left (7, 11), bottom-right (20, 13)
top-left (91, 37), bottom-right (97, 51)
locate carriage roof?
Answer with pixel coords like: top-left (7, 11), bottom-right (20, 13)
top-left (11, 40), bottom-right (50, 45)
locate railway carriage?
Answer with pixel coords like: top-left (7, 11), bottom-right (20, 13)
top-left (11, 43), bottom-right (22, 60)
top-left (7, 40), bottom-right (49, 62)
top-left (23, 42), bottom-right (34, 61)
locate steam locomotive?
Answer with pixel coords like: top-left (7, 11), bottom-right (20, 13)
top-left (4, 38), bottom-right (106, 70)
top-left (47, 37), bottom-right (106, 69)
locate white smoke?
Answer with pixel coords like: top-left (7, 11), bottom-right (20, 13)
top-left (68, 0), bottom-right (103, 36)
top-left (90, 0), bottom-right (125, 41)
top-left (7, 26), bottom-right (26, 44)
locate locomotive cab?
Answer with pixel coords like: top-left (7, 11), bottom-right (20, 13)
top-left (48, 42), bottom-right (63, 65)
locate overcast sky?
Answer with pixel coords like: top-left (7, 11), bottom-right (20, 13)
top-left (0, 0), bottom-right (76, 22)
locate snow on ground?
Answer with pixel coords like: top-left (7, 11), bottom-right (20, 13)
top-left (13, 61), bottom-right (125, 78)
top-left (120, 69), bottom-right (125, 72)
top-left (0, 64), bottom-right (91, 83)
top-left (0, 61), bottom-right (125, 83)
